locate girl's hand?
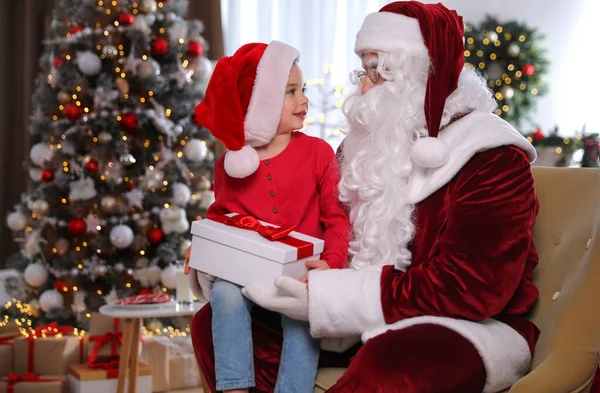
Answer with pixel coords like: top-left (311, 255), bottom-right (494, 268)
top-left (299, 260), bottom-right (330, 283)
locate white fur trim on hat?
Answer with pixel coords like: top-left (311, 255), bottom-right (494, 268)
top-left (354, 12), bottom-right (428, 55)
top-left (224, 145), bottom-right (260, 178)
top-left (412, 136), bottom-right (450, 168)
top-left (244, 40), bottom-right (300, 148)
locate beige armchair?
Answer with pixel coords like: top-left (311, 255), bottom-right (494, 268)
top-left (315, 167), bottom-right (600, 392)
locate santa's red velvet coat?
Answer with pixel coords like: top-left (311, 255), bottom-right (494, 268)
top-left (191, 111), bottom-right (540, 393)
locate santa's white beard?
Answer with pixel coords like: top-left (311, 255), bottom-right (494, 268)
top-left (339, 78), bottom-right (425, 271)
top-left (339, 64), bottom-right (497, 271)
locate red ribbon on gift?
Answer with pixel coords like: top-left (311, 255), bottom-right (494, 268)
top-left (212, 215), bottom-right (314, 259)
top-left (25, 323), bottom-right (78, 372)
top-left (2, 372), bottom-right (65, 393)
top-left (87, 331), bottom-right (123, 369)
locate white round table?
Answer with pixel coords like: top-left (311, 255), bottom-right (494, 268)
top-left (98, 301), bottom-right (206, 393)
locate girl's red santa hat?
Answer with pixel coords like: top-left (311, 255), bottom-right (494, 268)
top-left (194, 41), bottom-right (300, 178)
top-left (354, 1), bottom-right (465, 168)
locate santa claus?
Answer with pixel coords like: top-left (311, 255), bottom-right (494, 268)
top-left (191, 2), bottom-right (540, 392)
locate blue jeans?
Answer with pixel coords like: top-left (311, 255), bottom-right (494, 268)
top-left (210, 278), bottom-right (320, 392)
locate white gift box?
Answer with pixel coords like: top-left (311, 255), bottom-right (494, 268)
top-left (189, 214), bottom-right (324, 291)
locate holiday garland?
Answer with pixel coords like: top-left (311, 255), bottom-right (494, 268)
top-left (464, 16), bottom-right (549, 127)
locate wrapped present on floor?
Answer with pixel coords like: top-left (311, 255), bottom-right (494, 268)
top-left (86, 313), bottom-right (122, 368)
top-left (0, 332), bottom-right (22, 376)
top-left (189, 214), bottom-right (324, 291)
top-left (12, 323), bottom-right (86, 375)
top-left (0, 321), bottom-right (20, 336)
top-left (67, 363), bottom-right (152, 393)
top-left (0, 372), bottom-right (64, 393)
top-left (140, 336), bottom-right (200, 392)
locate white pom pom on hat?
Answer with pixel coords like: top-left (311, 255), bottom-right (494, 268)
top-left (411, 136), bottom-right (450, 168)
top-left (224, 145), bottom-right (260, 179)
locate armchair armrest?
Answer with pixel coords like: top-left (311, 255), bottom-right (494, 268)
top-left (509, 351), bottom-right (598, 393)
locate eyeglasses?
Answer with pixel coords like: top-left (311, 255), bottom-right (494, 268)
top-left (354, 68), bottom-right (382, 84)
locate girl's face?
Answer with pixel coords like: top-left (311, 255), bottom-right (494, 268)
top-left (277, 63), bottom-right (309, 134)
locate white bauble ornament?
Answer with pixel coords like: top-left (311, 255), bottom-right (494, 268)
top-left (30, 143), bottom-right (53, 166)
top-left (147, 265), bottom-right (162, 286)
top-left (179, 239), bottom-right (192, 257)
top-left (183, 139), bottom-right (208, 162)
top-left (24, 263), bottom-right (49, 287)
top-left (29, 168), bottom-right (42, 181)
top-left (32, 200), bottom-right (49, 216)
top-left (98, 131), bottom-right (112, 144)
top-left (39, 289), bottom-right (64, 312)
top-left (192, 57), bottom-right (213, 81)
top-left (199, 190), bottom-right (215, 210)
top-left (172, 182), bottom-right (191, 206)
top-left (7, 211), bottom-right (26, 231)
top-left (508, 43), bottom-right (521, 57)
top-left (165, 12), bottom-right (177, 23)
top-left (500, 85), bottom-right (515, 99)
top-left (76, 51), bottom-right (102, 76)
top-left (110, 224), bottom-right (134, 249)
top-left (487, 31), bottom-right (499, 42)
top-left (139, 0), bottom-right (157, 13)
top-left (144, 168), bottom-right (165, 190)
top-left (486, 62), bottom-right (504, 81)
top-left (55, 238), bottom-right (70, 256)
top-left (137, 60), bottom-right (161, 78)
top-left (160, 264), bottom-right (181, 289)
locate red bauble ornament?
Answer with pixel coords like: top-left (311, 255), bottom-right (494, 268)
top-left (85, 159), bottom-right (99, 173)
top-left (53, 279), bottom-right (67, 291)
top-left (187, 40), bottom-right (204, 57)
top-left (522, 63), bottom-right (535, 76)
top-left (53, 57), bottom-right (64, 68)
top-left (152, 38), bottom-right (169, 56)
top-left (68, 218), bottom-right (87, 236)
top-left (120, 113), bottom-right (138, 130)
top-left (147, 228), bottom-right (164, 245)
top-left (63, 103), bottom-right (83, 121)
top-left (138, 288), bottom-right (153, 295)
top-left (532, 129), bottom-right (545, 142)
top-left (119, 13), bottom-right (135, 26)
top-left (127, 182), bottom-right (135, 191)
top-left (69, 25), bottom-right (84, 34)
top-left (41, 169), bottom-right (54, 182)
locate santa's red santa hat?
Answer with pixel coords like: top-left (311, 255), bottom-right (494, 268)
top-left (194, 41), bottom-right (300, 178)
top-left (354, 1), bottom-right (465, 168)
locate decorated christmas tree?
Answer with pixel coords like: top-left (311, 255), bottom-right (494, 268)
top-left (464, 16), bottom-right (549, 127)
top-left (4, 0), bottom-right (216, 329)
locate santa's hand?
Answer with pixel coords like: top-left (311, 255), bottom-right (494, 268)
top-left (242, 276), bottom-right (309, 321)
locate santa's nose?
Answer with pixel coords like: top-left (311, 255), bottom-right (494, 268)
top-left (361, 77), bottom-right (375, 94)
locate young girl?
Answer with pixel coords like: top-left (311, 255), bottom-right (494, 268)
top-left (185, 41), bottom-right (350, 393)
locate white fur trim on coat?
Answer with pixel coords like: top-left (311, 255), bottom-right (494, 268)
top-left (244, 40), bottom-right (300, 148)
top-left (308, 266), bottom-right (385, 338)
top-left (188, 269), bottom-right (215, 303)
top-left (354, 12), bottom-right (428, 55)
top-left (362, 316), bottom-right (531, 393)
top-left (408, 111), bottom-right (537, 204)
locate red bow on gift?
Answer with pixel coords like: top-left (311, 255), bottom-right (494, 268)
top-left (87, 331), bottom-right (123, 369)
top-left (2, 372), bottom-right (64, 393)
top-left (211, 215), bottom-right (314, 259)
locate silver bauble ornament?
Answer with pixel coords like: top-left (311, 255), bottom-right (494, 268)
top-left (144, 168), bottom-right (165, 190)
top-left (172, 182), bottom-right (191, 206)
top-left (486, 62), bottom-right (504, 80)
top-left (191, 57), bottom-right (213, 81)
top-left (137, 60), bottom-right (161, 78)
top-left (98, 131), bottom-right (112, 144)
top-left (165, 12), bottom-right (177, 23)
top-left (183, 139), bottom-right (208, 162)
top-left (102, 45), bottom-right (118, 59)
top-left (57, 91), bottom-right (71, 104)
top-left (32, 200), bottom-right (49, 216)
top-left (76, 50), bottom-right (103, 76)
top-left (24, 263), bottom-right (49, 287)
top-left (500, 85), bottom-right (515, 99)
top-left (139, 0), bottom-right (158, 13)
top-left (110, 224), bottom-right (134, 249)
top-left (30, 143), bottom-right (53, 166)
top-left (487, 31), bottom-right (499, 42)
top-left (160, 264), bottom-right (181, 289)
top-left (39, 289), bottom-right (64, 312)
top-left (101, 196), bottom-right (118, 213)
top-left (508, 43), bottom-right (521, 57)
top-left (7, 211), bottom-right (26, 231)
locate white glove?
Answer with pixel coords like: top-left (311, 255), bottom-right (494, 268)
top-left (242, 276), bottom-right (309, 321)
